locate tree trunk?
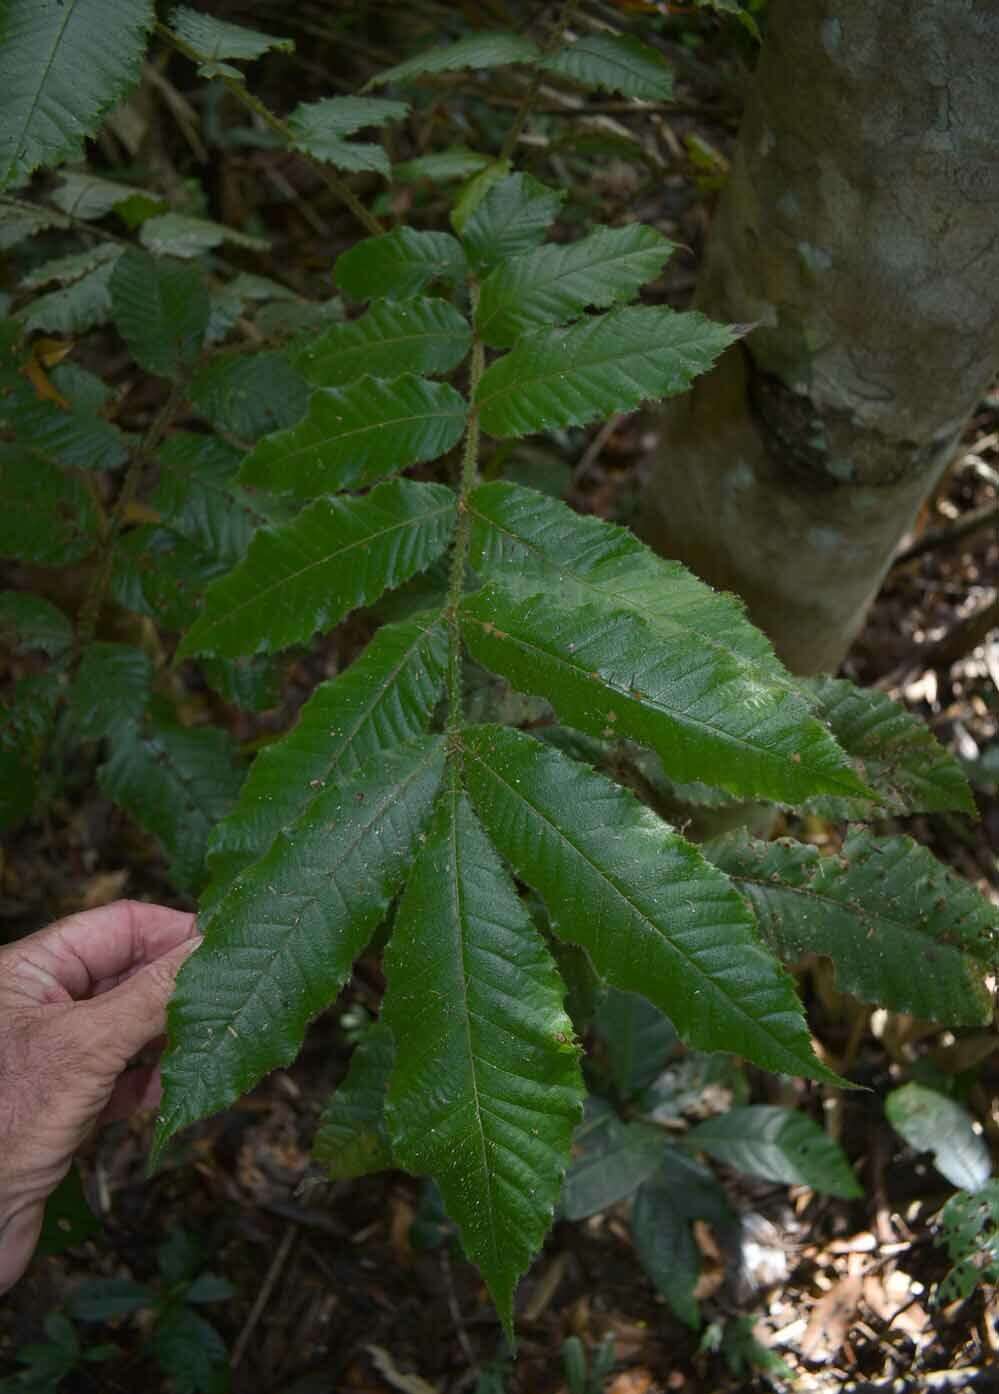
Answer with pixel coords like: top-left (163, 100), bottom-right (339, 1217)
top-left (640, 0), bottom-right (999, 674)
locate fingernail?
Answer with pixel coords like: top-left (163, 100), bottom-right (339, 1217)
top-left (181, 935), bottom-right (204, 959)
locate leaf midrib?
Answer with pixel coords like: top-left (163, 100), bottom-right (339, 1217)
top-left (465, 740), bottom-right (808, 1062)
top-left (188, 496), bottom-right (453, 647)
top-left (463, 606), bottom-right (857, 798)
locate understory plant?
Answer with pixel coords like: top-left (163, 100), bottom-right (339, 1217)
top-left (1, 0), bottom-right (997, 1342)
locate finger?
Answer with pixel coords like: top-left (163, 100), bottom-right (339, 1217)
top-left (4, 901), bottom-right (197, 1002)
top-left (76, 936), bottom-right (202, 1065)
top-left (0, 1203), bottom-right (45, 1297)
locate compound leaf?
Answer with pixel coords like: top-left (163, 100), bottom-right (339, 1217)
top-left (462, 586), bottom-right (866, 805)
top-left (179, 479), bottom-right (456, 659)
top-left (801, 676), bottom-right (977, 818)
top-left (241, 375), bottom-right (467, 496)
top-left (477, 224), bottom-right (674, 347)
top-left (463, 726), bottom-right (839, 1083)
top-left (70, 642), bottom-right (152, 742)
top-left (110, 250), bottom-right (209, 379)
top-left (707, 830), bottom-right (997, 1025)
top-left (384, 778), bottom-right (583, 1335)
top-left (336, 228), bottom-right (466, 301)
top-left (99, 707), bottom-right (244, 894)
top-left (687, 1105), bottom-right (862, 1198)
top-left (0, 0), bottom-right (154, 189)
top-left (204, 615), bottom-right (447, 898)
top-left (153, 736), bottom-right (444, 1161)
top-left (314, 1022), bottom-right (396, 1179)
top-left (365, 32), bottom-right (540, 89)
top-left (295, 298), bottom-right (472, 389)
top-left (475, 306), bottom-right (735, 438)
top-left (461, 173), bottom-right (564, 273)
top-left (886, 1084), bottom-right (991, 1192)
top-left (540, 34), bottom-right (674, 100)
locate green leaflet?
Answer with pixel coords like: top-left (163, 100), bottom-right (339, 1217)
top-left (476, 224), bottom-right (674, 347)
top-left (138, 213), bottom-right (268, 259)
top-left (70, 642), bottom-right (152, 742)
top-left (314, 1023), bottom-right (396, 1179)
top-left (594, 989), bottom-right (678, 1099)
top-left (0, 0), bottom-right (154, 189)
top-left (0, 591), bottom-right (72, 659)
top-left (335, 228), bottom-right (467, 301)
top-left (561, 1098), bottom-right (664, 1220)
top-left (287, 97), bottom-right (409, 176)
top-left (475, 305), bottom-right (736, 438)
top-left (295, 299), bottom-right (472, 389)
top-left (179, 479), bottom-right (456, 659)
top-left (19, 258), bottom-right (119, 335)
top-left (462, 726), bottom-right (840, 1083)
top-left (153, 736), bottom-right (445, 1164)
top-left (687, 1106), bottom-right (862, 1199)
top-left (167, 5), bottom-right (293, 65)
top-left (800, 676), bottom-right (976, 818)
top-left (540, 34), bottom-right (674, 100)
top-left (886, 1084), bottom-right (990, 1193)
top-left (460, 173), bottom-right (564, 272)
top-left (240, 375), bottom-right (467, 496)
top-left (110, 250), bottom-right (209, 380)
top-left (0, 445), bottom-right (100, 564)
top-left (393, 150), bottom-right (490, 183)
top-left (633, 1151), bottom-right (736, 1329)
top-left (364, 31), bottom-right (540, 89)
top-left (468, 480), bottom-right (792, 680)
top-left (155, 433), bottom-right (266, 567)
top-left (189, 351), bottom-right (309, 441)
top-left (98, 709), bottom-right (244, 894)
top-left (707, 830), bottom-right (997, 1025)
top-left (384, 778), bottom-right (583, 1336)
top-left (20, 242), bottom-right (122, 292)
top-left (1, 383), bottom-right (127, 470)
top-left (203, 615), bottom-right (448, 899)
top-left (461, 586), bottom-right (866, 805)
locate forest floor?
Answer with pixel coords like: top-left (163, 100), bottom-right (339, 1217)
top-left (1, 6), bottom-right (998, 1391)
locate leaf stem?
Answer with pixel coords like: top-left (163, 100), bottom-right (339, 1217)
top-left (498, 0), bottom-right (578, 164)
top-left (445, 291), bottom-right (485, 748)
top-left (156, 23), bottom-right (384, 239)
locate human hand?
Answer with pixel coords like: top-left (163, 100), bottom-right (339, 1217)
top-left (0, 900), bottom-right (201, 1294)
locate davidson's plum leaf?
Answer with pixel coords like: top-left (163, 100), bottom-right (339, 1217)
top-left (384, 777), bottom-right (583, 1336)
top-left (204, 615), bottom-right (447, 900)
top-left (476, 224), bottom-right (674, 347)
top-left (153, 736), bottom-right (445, 1163)
top-left (336, 228), bottom-right (466, 301)
top-left (364, 32), bottom-right (540, 89)
top-left (0, 0), bottom-right (154, 189)
top-left (687, 1106), bottom-right (862, 1198)
top-left (540, 34), bottom-right (674, 100)
top-left (800, 676), bottom-right (977, 818)
top-left (178, 479), bottom-right (456, 658)
top-left (240, 375), bottom-right (467, 496)
top-left (462, 726), bottom-right (841, 1083)
top-left (314, 1022), bottom-right (396, 1179)
top-left (110, 250), bottom-right (209, 380)
top-left (294, 298), bottom-right (472, 389)
top-left (461, 586), bottom-right (867, 805)
top-left (707, 830), bottom-right (997, 1025)
top-left (475, 306), bottom-right (735, 439)
top-left (98, 709), bottom-right (244, 894)
top-left (461, 173), bottom-right (564, 272)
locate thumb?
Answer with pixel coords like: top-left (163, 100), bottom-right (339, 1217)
top-left (79, 936), bottom-right (203, 1064)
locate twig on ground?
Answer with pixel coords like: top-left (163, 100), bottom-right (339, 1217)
top-left (230, 1222), bottom-right (297, 1369)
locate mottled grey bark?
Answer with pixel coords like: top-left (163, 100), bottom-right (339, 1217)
top-left (640, 0), bottom-right (999, 674)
